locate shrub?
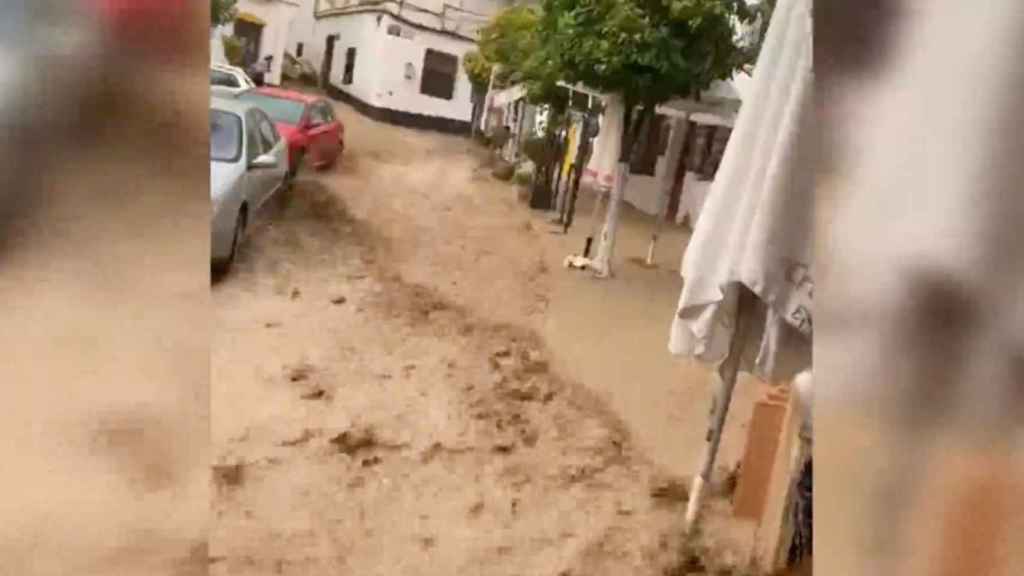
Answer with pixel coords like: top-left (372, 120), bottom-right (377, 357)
top-left (522, 135), bottom-right (557, 167)
top-left (222, 35), bottom-right (246, 67)
top-left (513, 171), bottom-right (532, 186)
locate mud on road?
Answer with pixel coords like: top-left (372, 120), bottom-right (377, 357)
top-left (210, 102), bottom-right (738, 575)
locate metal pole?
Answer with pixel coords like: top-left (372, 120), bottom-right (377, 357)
top-left (685, 285), bottom-right (758, 533)
top-left (646, 114), bottom-right (688, 265)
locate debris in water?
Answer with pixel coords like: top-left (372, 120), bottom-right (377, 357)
top-left (650, 476), bottom-right (690, 503)
top-left (300, 387), bottom-right (328, 400)
top-left (212, 463), bottom-right (244, 489)
top-left (520, 428), bottom-right (540, 447)
top-left (330, 295), bottom-right (348, 305)
top-left (290, 287), bottom-right (302, 300)
top-left (492, 440), bottom-right (515, 454)
top-left (280, 429), bottom-right (317, 447)
top-left (287, 363), bottom-right (314, 383)
top-left (330, 428), bottom-right (378, 456)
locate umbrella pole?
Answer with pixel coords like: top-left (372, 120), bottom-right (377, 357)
top-left (685, 286), bottom-right (758, 533)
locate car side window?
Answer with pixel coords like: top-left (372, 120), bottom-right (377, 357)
top-left (244, 112), bottom-right (262, 162)
top-left (255, 110), bottom-right (279, 151)
top-left (309, 104), bottom-right (328, 127)
top-left (319, 102), bottom-right (335, 123)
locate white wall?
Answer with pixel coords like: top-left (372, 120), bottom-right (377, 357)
top-left (623, 165), bottom-right (712, 225)
top-left (315, 12), bottom-right (385, 106)
top-left (620, 119), bottom-right (721, 227)
top-left (211, 26), bottom-right (228, 64)
top-left (623, 155), bottom-right (674, 216)
top-left (288, 0), bottom-right (319, 61)
top-left (209, 0), bottom-right (300, 86)
top-left (373, 14), bottom-right (475, 122)
top-left (313, 12), bottom-right (476, 123)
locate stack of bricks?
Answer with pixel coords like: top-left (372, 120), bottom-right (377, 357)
top-left (733, 383), bottom-right (792, 522)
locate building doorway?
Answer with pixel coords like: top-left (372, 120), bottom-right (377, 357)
top-left (233, 19), bottom-right (263, 69)
top-left (321, 35), bottom-right (337, 88)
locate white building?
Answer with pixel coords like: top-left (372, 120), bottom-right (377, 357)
top-left (289, 0), bottom-right (511, 133)
top-left (586, 73), bottom-right (752, 228)
top-left (211, 0), bottom-right (302, 86)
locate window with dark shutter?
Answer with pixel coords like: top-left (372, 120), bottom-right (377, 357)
top-left (296, 42), bottom-right (304, 58)
top-left (629, 113), bottom-right (667, 176)
top-left (420, 49), bottom-right (458, 100)
top-left (343, 47), bottom-right (356, 85)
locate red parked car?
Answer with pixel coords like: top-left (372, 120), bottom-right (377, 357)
top-left (237, 87), bottom-right (345, 178)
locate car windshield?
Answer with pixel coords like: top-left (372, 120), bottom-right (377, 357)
top-left (211, 69), bottom-right (239, 88)
top-left (237, 92), bottom-right (305, 125)
top-left (210, 109), bottom-right (242, 163)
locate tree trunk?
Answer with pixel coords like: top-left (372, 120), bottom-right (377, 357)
top-left (591, 100), bottom-right (652, 278)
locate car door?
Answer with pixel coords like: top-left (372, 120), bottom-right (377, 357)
top-left (305, 101), bottom-right (335, 166)
top-left (318, 100), bottom-right (344, 159)
top-left (251, 108), bottom-right (287, 207)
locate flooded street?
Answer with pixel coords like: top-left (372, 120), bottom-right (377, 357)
top-left (210, 97), bottom-right (754, 575)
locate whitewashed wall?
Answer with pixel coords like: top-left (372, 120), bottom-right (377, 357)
top-left (623, 164), bottom-right (713, 225)
top-left (373, 14), bottom-right (475, 122)
top-left (622, 155), bottom-right (674, 216)
top-left (209, 0), bottom-right (300, 86)
top-left (288, 0), bottom-right (319, 58)
top-left (314, 12), bottom-right (386, 105)
top-left (313, 12), bottom-right (476, 123)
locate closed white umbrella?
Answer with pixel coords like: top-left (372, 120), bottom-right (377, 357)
top-left (667, 0), bottom-right (813, 532)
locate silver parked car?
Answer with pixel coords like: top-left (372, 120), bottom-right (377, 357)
top-left (210, 96), bottom-right (288, 273)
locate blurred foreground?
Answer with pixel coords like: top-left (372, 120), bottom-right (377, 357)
top-left (0, 2), bottom-right (210, 573)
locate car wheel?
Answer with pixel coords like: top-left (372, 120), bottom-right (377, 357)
top-left (288, 149), bottom-right (305, 181)
top-left (214, 207), bottom-right (246, 276)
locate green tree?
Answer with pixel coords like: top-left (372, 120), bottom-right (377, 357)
top-left (479, 5), bottom-right (572, 206)
top-left (463, 50), bottom-right (493, 92)
top-left (478, 6), bottom-right (543, 88)
top-left (537, 0), bottom-right (752, 275)
top-left (212, 0), bottom-right (239, 28)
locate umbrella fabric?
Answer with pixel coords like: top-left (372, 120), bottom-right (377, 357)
top-left (668, 0), bottom-right (812, 382)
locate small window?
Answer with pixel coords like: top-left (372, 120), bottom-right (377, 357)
top-left (244, 113), bottom-right (262, 162)
top-left (296, 42), bottom-right (304, 58)
top-left (420, 49), bottom-right (458, 100)
top-left (255, 111), bottom-right (280, 152)
top-left (343, 47), bottom-right (356, 85)
top-left (309, 103), bottom-right (330, 127)
top-left (318, 101), bottom-right (336, 122)
top-left (386, 24), bottom-right (402, 37)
